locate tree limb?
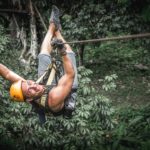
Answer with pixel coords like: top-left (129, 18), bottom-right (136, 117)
top-left (34, 5), bottom-right (47, 32)
top-left (0, 9), bottom-right (27, 14)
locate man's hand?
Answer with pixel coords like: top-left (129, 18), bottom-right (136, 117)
top-left (51, 38), bottom-right (67, 56)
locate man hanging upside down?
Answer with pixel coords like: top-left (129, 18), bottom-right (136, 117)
top-left (0, 6), bottom-right (78, 123)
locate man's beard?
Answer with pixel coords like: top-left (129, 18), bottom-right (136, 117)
top-left (25, 88), bottom-right (45, 103)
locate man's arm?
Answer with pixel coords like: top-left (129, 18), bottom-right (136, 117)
top-left (0, 63), bottom-right (25, 83)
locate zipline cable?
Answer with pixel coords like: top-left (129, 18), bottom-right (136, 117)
top-left (63, 33), bottom-right (150, 45)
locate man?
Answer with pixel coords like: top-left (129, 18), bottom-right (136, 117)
top-left (0, 6), bottom-right (78, 123)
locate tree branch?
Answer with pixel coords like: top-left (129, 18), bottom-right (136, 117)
top-left (0, 9), bottom-right (27, 14)
top-left (34, 5), bottom-right (47, 32)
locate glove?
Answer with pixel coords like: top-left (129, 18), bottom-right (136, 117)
top-left (51, 38), bottom-right (67, 56)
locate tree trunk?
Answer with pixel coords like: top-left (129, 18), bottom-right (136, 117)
top-left (18, 0), bottom-right (38, 70)
top-left (28, 0), bottom-right (38, 60)
top-left (77, 44), bottom-right (85, 66)
top-left (19, 25), bottom-right (28, 66)
top-left (34, 5), bottom-right (47, 32)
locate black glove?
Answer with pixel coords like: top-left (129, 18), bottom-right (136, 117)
top-left (51, 38), bottom-right (67, 56)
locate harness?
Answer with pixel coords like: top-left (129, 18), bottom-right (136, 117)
top-left (30, 61), bottom-right (58, 124)
top-left (32, 59), bottom-right (77, 123)
top-left (35, 62), bottom-right (57, 109)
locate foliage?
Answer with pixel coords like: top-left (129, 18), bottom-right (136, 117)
top-left (110, 104), bottom-right (150, 150)
top-left (85, 39), bottom-right (150, 79)
top-left (0, 65), bottom-right (114, 149)
top-left (141, 5), bottom-right (150, 22)
top-left (56, 0), bottom-right (150, 69)
top-left (101, 74), bottom-right (118, 91)
top-left (0, 25), bottom-right (10, 56)
top-left (0, 1), bottom-right (150, 150)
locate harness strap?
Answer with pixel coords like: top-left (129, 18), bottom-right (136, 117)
top-left (34, 85), bottom-right (54, 108)
top-left (46, 64), bottom-right (57, 85)
top-left (36, 64), bottom-right (51, 84)
top-left (36, 62), bottom-right (57, 108)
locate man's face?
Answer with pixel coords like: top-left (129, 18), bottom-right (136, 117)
top-left (22, 80), bottom-right (44, 100)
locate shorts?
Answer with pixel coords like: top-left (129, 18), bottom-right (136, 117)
top-left (38, 52), bottom-right (78, 89)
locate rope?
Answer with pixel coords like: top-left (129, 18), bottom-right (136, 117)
top-left (64, 33), bottom-right (150, 45)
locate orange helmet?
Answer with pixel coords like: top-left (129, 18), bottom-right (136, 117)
top-left (10, 80), bottom-right (24, 102)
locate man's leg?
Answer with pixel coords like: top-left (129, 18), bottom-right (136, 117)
top-left (40, 5), bottom-right (60, 55)
top-left (38, 23), bottom-right (57, 78)
top-left (38, 5), bottom-right (60, 77)
top-left (35, 6), bottom-right (60, 124)
top-left (40, 23), bottom-right (55, 55)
